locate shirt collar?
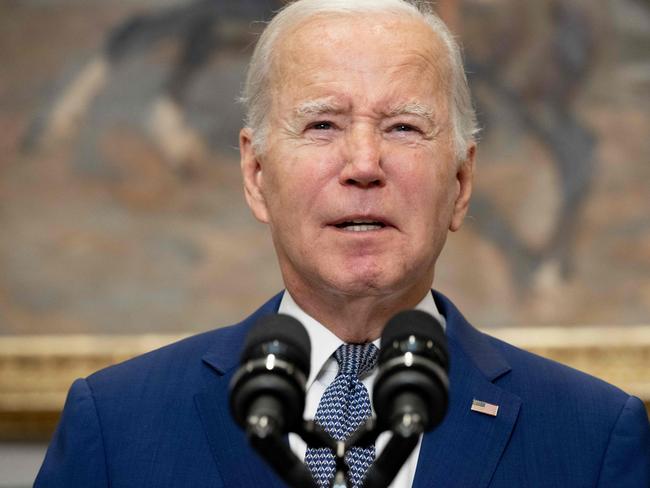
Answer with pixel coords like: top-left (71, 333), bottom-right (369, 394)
top-left (278, 290), bottom-right (445, 390)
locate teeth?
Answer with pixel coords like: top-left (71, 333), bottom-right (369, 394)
top-left (334, 219), bottom-right (386, 231)
top-left (343, 224), bottom-right (383, 232)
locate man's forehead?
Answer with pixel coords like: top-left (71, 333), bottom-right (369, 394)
top-left (273, 11), bottom-right (446, 71)
top-left (268, 11), bottom-right (451, 118)
top-left (283, 10), bottom-right (434, 40)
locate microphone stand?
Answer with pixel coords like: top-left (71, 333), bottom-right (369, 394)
top-left (299, 420), bottom-right (351, 488)
top-left (246, 403), bottom-right (424, 488)
top-left (245, 396), bottom-right (319, 488)
top-left (361, 413), bottom-right (423, 488)
top-left (337, 413), bottom-right (421, 488)
top-left (305, 412), bottom-right (422, 488)
top-left (247, 409), bottom-right (360, 488)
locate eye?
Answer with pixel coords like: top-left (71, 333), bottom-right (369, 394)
top-left (308, 121), bottom-right (334, 130)
top-left (391, 123), bottom-right (420, 133)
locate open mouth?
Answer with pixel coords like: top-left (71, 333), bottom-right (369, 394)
top-left (333, 219), bottom-right (387, 232)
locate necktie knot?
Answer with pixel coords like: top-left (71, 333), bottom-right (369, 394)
top-left (334, 343), bottom-right (378, 378)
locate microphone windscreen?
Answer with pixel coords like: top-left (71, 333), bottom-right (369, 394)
top-left (380, 310), bottom-right (448, 367)
top-left (242, 313), bottom-right (311, 377)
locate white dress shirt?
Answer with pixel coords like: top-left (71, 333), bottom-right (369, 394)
top-left (280, 291), bottom-right (445, 488)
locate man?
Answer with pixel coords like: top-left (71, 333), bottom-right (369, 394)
top-left (35, 1), bottom-right (650, 487)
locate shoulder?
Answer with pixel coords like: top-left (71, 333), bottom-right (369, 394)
top-left (84, 324), bottom-right (242, 397)
top-left (486, 332), bottom-right (629, 403)
top-left (487, 333), bottom-right (650, 484)
top-left (85, 292), bottom-right (284, 396)
top-left (489, 332), bottom-right (648, 444)
top-left (435, 290), bottom-right (634, 412)
top-left (435, 290), bottom-right (648, 451)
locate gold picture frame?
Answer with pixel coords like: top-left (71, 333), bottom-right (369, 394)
top-left (1, 326), bottom-right (649, 441)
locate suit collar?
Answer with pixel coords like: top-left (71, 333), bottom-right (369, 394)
top-left (434, 290), bottom-right (512, 382)
top-left (201, 291), bottom-right (284, 374)
top-left (412, 291), bottom-right (521, 488)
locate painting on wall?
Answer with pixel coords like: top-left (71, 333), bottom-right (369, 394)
top-left (1, 0), bottom-right (649, 338)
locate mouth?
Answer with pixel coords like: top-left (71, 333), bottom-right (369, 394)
top-left (330, 218), bottom-right (391, 232)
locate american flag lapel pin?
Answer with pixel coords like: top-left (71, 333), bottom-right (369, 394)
top-left (471, 399), bottom-right (499, 417)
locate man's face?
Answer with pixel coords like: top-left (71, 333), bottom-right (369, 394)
top-left (241, 13), bottom-right (474, 302)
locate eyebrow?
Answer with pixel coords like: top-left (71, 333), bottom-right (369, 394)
top-left (384, 102), bottom-right (437, 123)
top-left (294, 97), bottom-right (349, 118)
top-left (292, 98), bottom-right (437, 125)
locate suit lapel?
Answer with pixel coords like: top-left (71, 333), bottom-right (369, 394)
top-left (194, 293), bottom-right (287, 488)
top-left (412, 292), bottom-right (521, 488)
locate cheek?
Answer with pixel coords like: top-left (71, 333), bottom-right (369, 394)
top-left (393, 158), bottom-right (458, 234)
top-left (262, 148), bottom-right (340, 221)
top-left (397, 159), bottom-right (450, 205)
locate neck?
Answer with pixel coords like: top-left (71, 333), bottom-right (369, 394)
top-left (285, 283), bottom-right (432, 343)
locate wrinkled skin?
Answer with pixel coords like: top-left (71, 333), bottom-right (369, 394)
top-left (240, 12), bottom-right (475, 341)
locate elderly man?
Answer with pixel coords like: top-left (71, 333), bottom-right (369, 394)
top-left (36, 1), bottom-right (649, 487)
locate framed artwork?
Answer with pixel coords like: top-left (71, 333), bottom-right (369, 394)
top-left (1, 0), bottom-right (649, 439)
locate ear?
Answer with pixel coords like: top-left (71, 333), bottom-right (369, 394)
top-left (240, 128), bottom-right (270, 223)
top-left (449, 143), bottom-right (475, 232)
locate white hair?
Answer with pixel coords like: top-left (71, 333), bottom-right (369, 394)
top-left (241, 0), bottom-right (479, 160)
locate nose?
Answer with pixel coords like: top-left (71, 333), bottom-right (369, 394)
top-left (339, 125), bottom-right (386, 189)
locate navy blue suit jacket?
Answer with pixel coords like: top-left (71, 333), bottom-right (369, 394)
top-left (35, 291), bottom-right (650, 487)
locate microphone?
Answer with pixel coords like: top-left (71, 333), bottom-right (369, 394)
top-left (363, 310), bottom-right (448, 488)
top-left (229, 313), bottom-right (311, 436)
top-left (229, 313), bottom-right (317, 488)
top-left (373, 309), bottom-right (449, 433)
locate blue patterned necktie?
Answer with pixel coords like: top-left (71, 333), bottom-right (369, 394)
top-left (305, 343), bottom-right (379, 488)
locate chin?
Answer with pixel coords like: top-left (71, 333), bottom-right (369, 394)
top-left (324, 269), bottom-right (408, 298)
